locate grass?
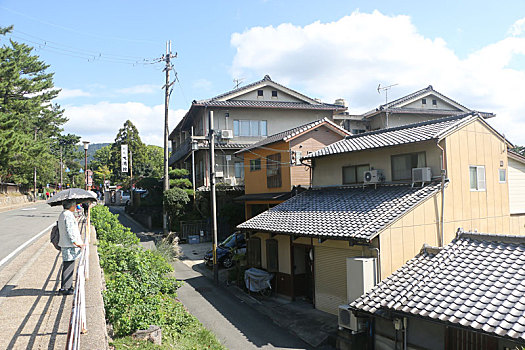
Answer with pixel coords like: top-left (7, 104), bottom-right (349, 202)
top-left (110, 319), bottom-right (226, 350)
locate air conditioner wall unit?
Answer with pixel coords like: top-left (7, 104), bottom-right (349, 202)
top-left (338, 305), bottom-right (367, 332)
top-left (221, 129), bottom-right (234, 139)
top-left (412, 167), bottom-right (432, 183)
top-left (363, 169), bottom-right (384, 184)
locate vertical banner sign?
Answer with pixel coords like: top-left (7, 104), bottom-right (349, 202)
top-left (121, 144), bottom-right (129, 173)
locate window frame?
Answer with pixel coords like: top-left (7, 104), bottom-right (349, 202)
top-left (499, 168), bottom-right (507, 183)
top-left (257, 89), bottom-right (263, 97)
top-left (422, 98), bottom-right (427, 105)
top-left (342, 164), bottom-right (370, 184)
top-left (250, 158), bottom-right (261, 171)
top-left (233, 119), bottom-right (268, 137)
top-left (271, 90), bottom-right (278, 98)
top-left (266, 153), bottom-right (282, 188)
top-left (469, 165), bottom-right (486, 191)
top-left (234, 161), bottom-right (244, 179)
top-left (432, 99), bottom-right (437, 106)
top-left (391, 152), bottom-right (427, 181)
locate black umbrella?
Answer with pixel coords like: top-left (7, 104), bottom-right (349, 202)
top-left (46, 188), bottom-right (98, 207)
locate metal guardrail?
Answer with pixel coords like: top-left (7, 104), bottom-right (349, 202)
top-left (65, 212), bottom-right (90, 350)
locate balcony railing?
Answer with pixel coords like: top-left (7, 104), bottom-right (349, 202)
top-left (169, 137), bottom-right (192, 165)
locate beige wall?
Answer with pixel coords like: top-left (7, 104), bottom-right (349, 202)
top-left (312, 140), bottom-right (442, 187)
top-left (403, 95), bottom-right (460, 110)
top-left (232, 87), bottom-right (304, 103)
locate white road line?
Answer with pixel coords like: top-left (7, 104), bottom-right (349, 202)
top-left (21, 208), bottom-right (37, 211)
top-left (0, 223), bottom-right (55, 268)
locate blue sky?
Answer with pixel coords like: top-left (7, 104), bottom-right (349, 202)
top-left (2, 0), bottom-right (525, 145)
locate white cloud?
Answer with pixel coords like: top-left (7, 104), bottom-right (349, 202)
top-left (116, 84), bottom-right (159, 95)
top-left (509, 17), bottom-right (525, 36)
top-left (57, 88), bottom-right (91, 99)
top-left (230, 10), bottom-right (525, 145)
top-left (62, 101), bottom-right (186, 146)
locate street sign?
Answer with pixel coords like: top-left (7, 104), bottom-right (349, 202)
top-left (86, 170), bottom-right (93, 187)
top-left (121, 144), bottom-right (129, 173)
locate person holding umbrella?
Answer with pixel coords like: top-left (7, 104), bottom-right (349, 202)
top-left (57, 199), bottom-right (84, 295)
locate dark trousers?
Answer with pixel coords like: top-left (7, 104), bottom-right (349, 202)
top-left (61, 260), bottom-right (75, 290)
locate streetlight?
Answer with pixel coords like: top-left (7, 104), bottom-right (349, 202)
top-left (83, 141), bottom-right (89, 190)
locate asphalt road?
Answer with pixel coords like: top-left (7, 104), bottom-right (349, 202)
top-left (173, 259), bottom-right (313, 350)
top-left (0, 203), bottom-right (62, 268)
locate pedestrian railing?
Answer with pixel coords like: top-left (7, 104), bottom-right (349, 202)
top-left (65, 213), bottom-right (90, 350)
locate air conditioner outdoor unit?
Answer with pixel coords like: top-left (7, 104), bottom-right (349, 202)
top-left (221, 129), bottom-right (234, 139)
top-left (338, 305), bottom-right (367, 332)
top-left (215, 171), bottom-right (224, 178)
top-left (224, 177), bottom-right (236, 186)
top-left (363, 170), bottom-right (384, 184)
top-left (412, 167), bottom-right (432, 183)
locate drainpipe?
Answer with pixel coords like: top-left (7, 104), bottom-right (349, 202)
top-left (436, 141), bottom-right (446, 247)
top-left (367, 246), bottom-right (381, 282)
top-left (403, 317), bottom-right (408, 350)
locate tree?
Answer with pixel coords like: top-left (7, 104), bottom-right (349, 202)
top-left (109, 120), bottom-right (147, 185)
top-left (0, 26), bottom-right (69, 185)
top-left (163, 187), bottom-right (190, 222)
top-left (512, 146), bottom-right (525, 156)
top-left (91, 145), bottom-right (112, 186)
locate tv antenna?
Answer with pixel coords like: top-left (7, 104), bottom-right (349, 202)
top-left (233, 77), bottom-right (245, 89)
top-left (377, 83), bottom-right (398, 128)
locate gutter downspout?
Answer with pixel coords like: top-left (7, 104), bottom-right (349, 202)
top-left (367, 246), bottom-right (381, 282)
top-left (300, 158), bottom-right (313, 188)
top-left (436, 140), bottom-right (446, 247)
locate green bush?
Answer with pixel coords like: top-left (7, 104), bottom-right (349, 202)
top-left (169, 168), bottom-right (189, 179)
top-left (163, 187), bottom-right (190, 219)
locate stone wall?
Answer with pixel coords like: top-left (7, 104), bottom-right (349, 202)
top-left (0, 194), bottom-right (35, 208)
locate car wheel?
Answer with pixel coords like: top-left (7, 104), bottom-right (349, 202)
top-left (222, 256), bottom-right (233, 268)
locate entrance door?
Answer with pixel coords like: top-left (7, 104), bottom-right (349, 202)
top-left (293, 245), bottom-right (314, 301)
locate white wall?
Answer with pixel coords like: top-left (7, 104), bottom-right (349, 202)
top-left (509, 157), bottom-right (525, 214)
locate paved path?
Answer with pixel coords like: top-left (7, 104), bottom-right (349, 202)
top-left (0, 203), bottom-right (62, 268)
top-left (173, 259), bottom-right (312, 350)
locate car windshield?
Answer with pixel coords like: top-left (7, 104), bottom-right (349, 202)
top-left (220, 234), bottom-right (239, 249)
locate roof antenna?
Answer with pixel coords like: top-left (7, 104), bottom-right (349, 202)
top-left (377, 83), bottom-right (398, 128)
top-left (233, 78), bottom-right (245, 89)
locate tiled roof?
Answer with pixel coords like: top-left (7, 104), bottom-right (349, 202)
top-left (198, 143), bottom-right (253, 150)
top-left (366, 85), bottom-right (469, 114)
top-left (237, 182), bottom-right (443, 241)
top-left (194, 100), bottom-right (341, 110)
top-left (305, 113), bottom-right (477, 159)
top-left (236, 118), bottom-right (349, 154)
top-left (351, 232), bottom-right (525, 341)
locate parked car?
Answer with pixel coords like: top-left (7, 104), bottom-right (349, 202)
top-left (204, 232), bottom-right (246, 268)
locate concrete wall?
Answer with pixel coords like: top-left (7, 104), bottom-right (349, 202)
top-left (374, 317), bottom-right (445, 350)
top-left (312, 140), bottom-right (442, 187)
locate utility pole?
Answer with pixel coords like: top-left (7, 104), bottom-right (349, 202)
top-left (60, 146), bottom-right (63, 190)
top-left (33, 127), bottom-right (37, 201)
top-left (162, 40), bottom-right (176, 235)
top-left (209, 110), bottom-right (219, 284)
top-left (130, 149), bottom-right (133, 207)
top-left (191, 126), bottom-right (196, 202)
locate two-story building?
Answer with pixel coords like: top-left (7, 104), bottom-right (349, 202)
top-left (237, 112), bottom-right (525, 315)
top-left (336, 85), bottom-right (494, 133)
top-left (235, 118), bottom-right (349, 219)
top-left (168, 75), bottom-right (346, 188)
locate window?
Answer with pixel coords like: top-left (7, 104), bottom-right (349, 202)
top-left (342, 164), bottom-right (370, 184)
top-left (499, 169), bottom-right (506, 183)
top-left (422, 98), bottom-right (427, 105)
top-left (271, 90), bottom-right (278, 97)
top-left (257, 89), bottom-right (263, 97)
top-left (235, 161), bottom-right (244, 179)
top-left (351, 129), bottom-right (366, 134)
top-left (432, 99), bottom-right (437, 106)
top-left (469, 166), bottom-right (486, 191)
top-left (250, 158), bottom-right (261, 171)
top-left (233, 120), bottom-right (268, 136)
top-left (391, 152), bottom-right (426, 181)
top-left (247, 237), bottom-right (261, 268)
top-left (266, 239), bottom-right (279, 272)
top-left (267, 153), bottom-right (282, 188)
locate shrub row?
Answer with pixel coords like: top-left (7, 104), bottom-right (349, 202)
top-left (91, 205), bottom-right (223, 349)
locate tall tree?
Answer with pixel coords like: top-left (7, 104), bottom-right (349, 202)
top-left (0, 25), bottom-right (68, 185)
top-left (110, 120), bottom-right (147, 184)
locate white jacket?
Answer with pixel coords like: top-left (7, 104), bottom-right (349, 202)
top-left (58, 210), bottom-right (82, 248)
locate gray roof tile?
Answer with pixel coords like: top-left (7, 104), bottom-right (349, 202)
top-left (236, 118), bottom-right (349, 154)
top-left (350, 232), bottom-right (525, 341)
top-left (305, 113), bottom-right (478, 159)
top-left (237, 182), bottom-right (443, 241)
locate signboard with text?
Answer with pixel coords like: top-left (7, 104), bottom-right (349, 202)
top-left (121, 144), bottom-right (128, 173)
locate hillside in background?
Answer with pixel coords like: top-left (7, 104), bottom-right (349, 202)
top-left (77, 143), bottom-right (110, 164)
